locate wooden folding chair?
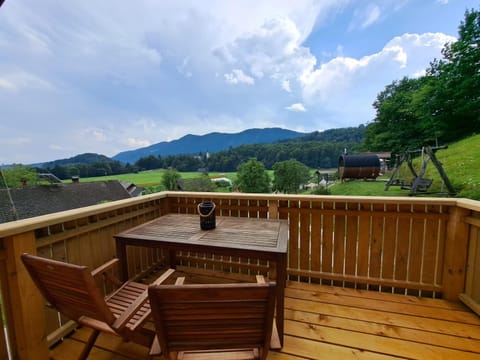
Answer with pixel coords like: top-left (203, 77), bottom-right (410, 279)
top-left (21, 253), bottom-right (175, 360)
top-left (148, 275), bottom-right (278, 360)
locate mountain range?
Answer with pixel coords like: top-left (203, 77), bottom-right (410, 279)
top-left (29, 128), bottom-right (305, 168)
top-left (112, 127), bottom-right (305, 164)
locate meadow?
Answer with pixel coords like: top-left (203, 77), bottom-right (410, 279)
top-left (76, 134), bottom-right (480, 200)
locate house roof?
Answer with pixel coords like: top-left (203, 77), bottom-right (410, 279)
top-left (0, 180), bottom-right (136, 224)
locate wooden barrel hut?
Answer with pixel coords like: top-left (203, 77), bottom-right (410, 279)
top-left (338, 154), bottom-right (380, 181)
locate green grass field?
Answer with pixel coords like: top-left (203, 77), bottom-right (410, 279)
top-left (76, 134), bottom-right (480, 199)
top-left (329, 134), bottom-right (480, 199)
top-left (78, 170), bottom-right (238, 186)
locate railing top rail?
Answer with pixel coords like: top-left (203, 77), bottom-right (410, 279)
top-left (165, 191), bottom-right (459, 205)
top-left (0, 192), bottom-right (167, 238)
top-left (0, 190), bottom-right (469, 238)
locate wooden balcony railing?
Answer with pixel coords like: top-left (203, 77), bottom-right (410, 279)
top-left (1, 192), bottom-right (480, 360)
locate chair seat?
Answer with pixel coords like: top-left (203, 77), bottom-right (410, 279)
top-left (21, 253), bottom-right (175, 359)
top-left (148, 276), bottom-right (277, 360)
top-left (150, 336), bottom-right (260, 359)
top-left (78, 281), bottom-right (153, 335)
top-left (105, 281), bottom-right (150, 330)
top-left (176, 349), bottom-right (258, 360)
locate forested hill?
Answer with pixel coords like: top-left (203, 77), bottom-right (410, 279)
top-left (289, 125), bottom-right (366, 143)
top-left (112, 127), bottom-right (305, 164)
top-left (39, 153), bottom-right (112, 168)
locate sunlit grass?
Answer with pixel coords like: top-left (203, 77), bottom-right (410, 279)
top-left (74, 134), bottom-right (480, 199)
top-left (75, 170), bottom-right (238, 187)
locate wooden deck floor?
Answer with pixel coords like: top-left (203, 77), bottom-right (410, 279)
top-left (48, 279), bottom-right (480, 360)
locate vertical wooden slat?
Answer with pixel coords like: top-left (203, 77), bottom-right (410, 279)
top-left (333, 201), bottom-right (346, 286)
top-left (299, 201), bottom-right (311, 282)
top-left (268, 199), bottom-right (278, 219)
top-left (421, 209), bottom-right (441, 294)
top-left (4, 232), bottom-right (50, 360)
top-left (470, 227), bottom-right (480, 302)
top-left (258, 199), bottom-right (268, 219)
top-left (322, 201), bottom-right (334, 285)
top-left (310, 200), bottom-right (322, 283)
top-left (395, 204), bottom-right (411, 293)
top-left (39, 244), bottom-right (70, 336)
top-left (288, 201), bottom-right (300, 281)
top-left (357, 201), bottom-right (371, 289)
top-left (370, 203), bottom-right (384, 290)
top-left (464, 225), bottom-right (478, 299)
top-left (0, 248), bottom-right (11, 360)
top-left (435, 214), bottom-right (447, 294)
top-left (444, 206), bottom-right (470, 300)
top-left (239, 198), bottom-right (249, 218)
top-left (239, 199), bottom-right (250, 274)
top-left (383, 208), bottom-right (396, 293)
top-left (408, 204), bottom-right (426, 296)
top-left (248, 199), bottom-right (258, 218)
top-left (345, 202), bottom-right (358, 288)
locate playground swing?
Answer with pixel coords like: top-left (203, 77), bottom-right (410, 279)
top-left (385, 146), bottom-right (456, 196)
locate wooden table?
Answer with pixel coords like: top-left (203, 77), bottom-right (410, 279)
top-left (114, 213), bottom-right (288, 346)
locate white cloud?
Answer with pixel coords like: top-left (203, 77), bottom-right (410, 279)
top-left (224, 69), bottom-right (255, 85)
top-left (0, 137), bottom-right (31, 145)
top-left (0, 1), bottom-right (462, 163)
top-left (350, 3), bottom-right (381, 30)
top-left (125, 138), bottom-right (151, 148)
top-left (282, 79), bottom-right (291, 92)
top-left (297, 31), bottom-right (456, 130)
top-left (302, 32), bottom-right (455, 105)
top-left (0, 72), bottom-right (53, 92)
top-left (215, 16), bottom-right (316, 89)
top-left (177, 57), bottom-right (192, 78)
top-left (81, 128), bottom-right (108, 142)
top-left (286, 103), bottom-right (306, 112)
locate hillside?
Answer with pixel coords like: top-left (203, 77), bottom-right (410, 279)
top-left (112, 128), bottom-right (305, 164)
top-left (37, 153), bottom-right (113, 168)
top-left (330, 134), bottom-right (480, 200)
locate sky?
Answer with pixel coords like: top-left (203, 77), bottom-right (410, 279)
top-left (0, 0), bottom-right (477, 164)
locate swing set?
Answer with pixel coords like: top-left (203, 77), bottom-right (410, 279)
top-left (385, 145), bottom-right (456, 196)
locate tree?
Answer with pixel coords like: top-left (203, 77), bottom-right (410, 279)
top-left (364, 77), bottom-right (433, 154)
top-left (183, 175), bottom-right (216, 192)
top-left (364, 7), bottom-right (480, 154)
top-left (427, 7), bottom-right (480, 142)
top-left (0, 164), bottom-right (38, 188)
top-left (236, 158), bottom-right (270, 193)
top-left (162, 168), bottom-right (181, 190)
top-left (273, 159), bottom-right (310, 194)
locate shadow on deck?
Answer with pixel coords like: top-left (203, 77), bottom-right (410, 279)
top-left (48, 271), bottom-right (480, 360)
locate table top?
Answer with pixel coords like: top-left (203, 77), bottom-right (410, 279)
top-left (114, 213), bottom-right (288, 254)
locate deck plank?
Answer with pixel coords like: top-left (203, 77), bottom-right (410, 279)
top-left (49, 280), bottom-right (480, 360)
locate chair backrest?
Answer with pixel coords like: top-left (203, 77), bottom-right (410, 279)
top-left (21, 254), bottom-right (116, 325)
top-left (148, 281), bottom-right (276, 357)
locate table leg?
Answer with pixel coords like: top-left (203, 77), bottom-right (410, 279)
top-left (115, 239), bottom-right (128, 282)
top-left (168, 249), bottom-right (177, 268)
top-left (276, 254), bottom-right (286, 347)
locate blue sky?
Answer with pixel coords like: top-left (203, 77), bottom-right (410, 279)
top-left (0, 0), bottom-right (476, 164)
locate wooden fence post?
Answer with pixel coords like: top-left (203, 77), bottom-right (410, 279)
top-left (268, 199), bottom-right (279, 220)
top-left (443, 206), bottom-right (470, 301)
top-left (4, 231), bottom-right (49, 360)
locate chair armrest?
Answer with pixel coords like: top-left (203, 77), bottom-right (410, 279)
top-left (91, 258), bottom-right (119, 277)
top-left (175, 277), bottom-right (185, 285)
top-left (112, 268), bottom-right (176, 331)
top-left (91, 258), bottom-right (123, 288)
